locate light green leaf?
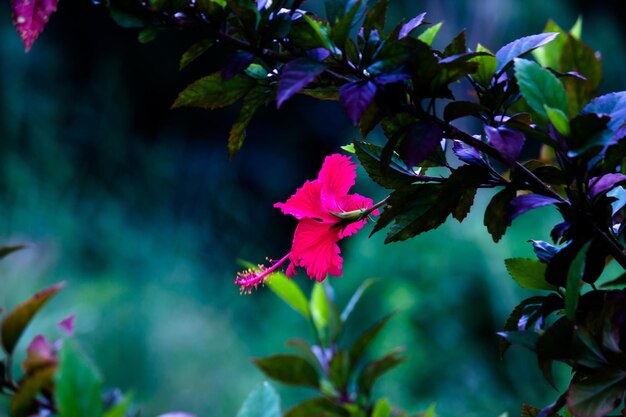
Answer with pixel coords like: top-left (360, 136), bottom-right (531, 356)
top-left (267, 272), bottom-right (310, 320)
top-left (504, 258), bottom-right (556, 291)
top-left (55, 340), bottom-right (103, 417)
top-left (228, 87), bottom-right (268, 158)
top-left (418, 22), bottom-right (442, 46)
top-left (372, 398), bottom-right (392, 417)
top-left (235, 382), bottom-right (281, 417)
top-left (514, 58), bottom-right (568, 118)
top-left (570, 16), bottom-right (583, 40)
top-left (341, 143), bottom-right (356, 153)
top-left (545, 105), bottom-right (570, 136)
top-left (103, 395), bottom-right (132, 417)
top-left (471, 44), bottom-right (496, 87)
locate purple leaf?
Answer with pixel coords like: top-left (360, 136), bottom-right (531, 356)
top-left (485, 125), bottom-right (525, 161)
top-left (306, 48), bottom-right (330, 62)
top-left (495, 32), bottom-right (559, 74)
top-left (58, 315), bottom-right (75, 335)
top-left (277, 58), bottom-right (327, 108)
top-left (339, 81), bottom-right (377, 126)
top-left (589, 173), bottom-right (626, 198)
top-left (399, 122), bottom-right (444, 167)
top-left (583, 92), bottom-right (626, 133)
top-left (11, 0), bottom-right (59, 52)
top-left (398, 12), bottom-right (426, 39)
top-left (222, 52), bottom-right (255, 81)
top-left (452, 139), bottom-right (484, 166)
top-left (375, 73), bottom-right (410, 85)
top-left (507, 194), bottom-right (561, 222)
top-left (551, 221), bottom-right (571, 243)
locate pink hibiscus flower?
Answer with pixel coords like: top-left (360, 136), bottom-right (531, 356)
top-left (235, 154), bottom-right (379, 293)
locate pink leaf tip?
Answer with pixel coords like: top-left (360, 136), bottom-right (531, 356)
top-left (11, 0), bottom-right (60, 52)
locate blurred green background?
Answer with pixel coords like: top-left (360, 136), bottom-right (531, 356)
top-left (1, 1), bottom-right (626, 416)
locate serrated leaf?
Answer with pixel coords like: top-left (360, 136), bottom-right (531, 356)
top-left (485, 125), bottom-right (525, 161)
top-left (11, 0), bottom-right (59, 52)
top-left (484, 187), bottom-right (515, 242)
top-left (353, 141), bottom-right (417, 189)
top-left (565, 243), bottom-right (590, 320)
top-left (470, 44), bottom-right (496, 87)
top-left (398, 12), bottom-right (426, 39)
top-left (514, 58), bottom-right (568, 118)
top-left (228, 87), bottom-right (268, 158)
top-left (252, 355), bottom-right (319, 388)
top-left (363, 0), bottom-right (389, 36)
top-left (1, 282), bottom-right (65, 354)
top-left (267, 272), bottom-right (310, 320)
top-left (277, 59), bottom-right (327, 108)
top-left (567, 369), bottom-right (626, 417)
top-left (55, 340), bottom-right (103, 417)
top-left (417, 22), bottom-right (442, 46)
top-left (582, 92), bottom-right (626, 133)
top-left (505, 258), bottom-right (556, 291)
top-left (443, 31), bottom-right (466, 57)
top-left (330, 0), bottom-right (361, 49)
top-left (499, 296), bottom-right (546, 358)
top-left (495, 33), bottom-right (559, 74)
top-left (235, 382), bottom-right (281, 417)
top-left (284, 397), bottom-right (348, 417)
top-left (340, 81), bottom-right (377, 126)
top-left (172, 72), bottom-right (256, 109)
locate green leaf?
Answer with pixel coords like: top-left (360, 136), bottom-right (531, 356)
top-left (498, 296), bottom-right (548, 359)
top-left (570, 16), bottom-right (582, 40)
top-left (138, 28), bottom-right (157, 44)
top-left (341, 143), bottom-right (356, 153)
top-left (565, 243), bottom-right (590, 320)
top-left (417, 22), bottom-right (442, 46)
top-left (285, 338), bottom-right (323, 370)
top-left (328, 349), bottom-right (350, 390)
top-left (252, 354), bottom-right (319, 388)
top-left (300, 87), bottom-right (340, 101)
top-left (228, 86), bottom-right (268, 158)
top-left (568, 369), bottom-right (626, 417)
top-left (310, 282), bottom-right (342, 345)
top-left (443, 31), bottom-right (466, 57)
top-left (55, 340), bottom-right (103, 417)
top-left (0, 244), bottom-right (27, 261)
top-left (103, 395), bottom-right (132, 417)
top-left (341, 279), bottom-right (376, 322)
top-left (172, 72), bottom-right (255, 109)
top-left (267, 272), bottom-right (311, 320)
top-left (350, 313), bottom-right (394, 363)
top-left (284, 397), bottom-right (348, 417)
top-left (235, 382), bottom-right (281, 417)
top-left (179, 40), bottom-right (214, 70)
top-left (357, 347), bottom-right (407, 396)
top-left (363, 0), bottom-right (389, 36)
top-left (372, 398), bottom-right (392, 417)
top-left (353, 140), bottom-right (417, 189)
top-left (1, 282), bottom-right (66, 354)
top-left (514, 58), bottom-right (568, 118)
top-left (330, 0), bottom-right (361, 49)
top-left (531, 20), bottom-right (567, 70)
top-left (560, 35), bottom-right (602, 116)
top-left (10, 366), bottom-right (56, 417)
top-left (470, 44), bottom-right (496, 87)
top-left (483, 188), bottom-right (515, 243)
top-left (545, 105), bottom-right (570, 136)
top-left (505, 258), bottom-right (556, 291)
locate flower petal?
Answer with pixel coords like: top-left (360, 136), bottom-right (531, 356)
top-left (290, 218), bottom-right (343, 281)
top-left (318, 154), bottom-right (357, 209)
top-left (274, 180), bottom-right (333, 221)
